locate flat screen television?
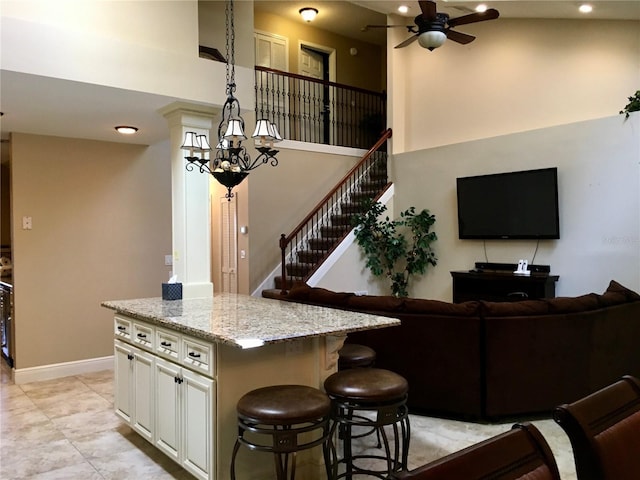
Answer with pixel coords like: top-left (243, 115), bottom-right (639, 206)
top-left (456, 167), bottom-right (560, 240)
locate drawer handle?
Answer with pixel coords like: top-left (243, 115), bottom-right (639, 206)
top-left (188, 352), bottom-right (201, 359)
top-left (127, 354), bottom-right (134, 361)
top-left (117, 326), bottom-right (126, 331)
top-left (161, 341), bottom-right (172, 347)
top-left (137, 333), bottom-right (147, 339)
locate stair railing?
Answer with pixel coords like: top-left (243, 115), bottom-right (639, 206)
top-left (255, 66), bottom-right (386, 150)
top-left (279, 128), bottom-right (393, 294)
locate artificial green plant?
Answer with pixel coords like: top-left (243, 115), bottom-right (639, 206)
top-left (620, 90), bottom-right (640, 119)
top-left (352, 199), bottom-right (438, 297)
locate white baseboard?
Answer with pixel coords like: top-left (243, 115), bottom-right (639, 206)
top-left (13, 355), bottom-right (114, 385)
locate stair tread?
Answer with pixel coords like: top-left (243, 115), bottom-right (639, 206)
top-left (271, 145), bottom-right (390, 293)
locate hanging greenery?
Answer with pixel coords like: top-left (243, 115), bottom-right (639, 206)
top-left (620, 90), bottom-right (640, 119)
top-left (352, 199), bottom-right (438, 297)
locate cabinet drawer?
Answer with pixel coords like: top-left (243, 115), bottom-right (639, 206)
top-left (114, 316), bottom-right (132, 340)
top-left (133, 322), bottom-right (154, 351)
top-left (156, 327), bottom-right (180, 362)
top-left (181, 336), bottom-right (215, 378)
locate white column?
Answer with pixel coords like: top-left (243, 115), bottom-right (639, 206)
top-left (161, 103), bottom-right (219, 299)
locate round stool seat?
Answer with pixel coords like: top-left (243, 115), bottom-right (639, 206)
top-left (324, 367), bottom-right (408, 402)
top-left (231, 384), bottom-right (333, 480)
top-left (324, 368), bottom-right (410, 479)
top-left (237, 385), bottom-right (330, 424)
top-left (338, 343), bottom-right (376, 369)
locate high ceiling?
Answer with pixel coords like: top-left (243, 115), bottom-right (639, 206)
top-left (1, 1), bottom-right (639, 160)
top-left (256, 1), bottom-right (640, 46)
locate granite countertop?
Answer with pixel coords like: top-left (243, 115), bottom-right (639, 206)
top-left (102, 294), bottom-right (400, 349)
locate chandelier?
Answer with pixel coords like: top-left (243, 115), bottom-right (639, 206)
top-left (181, 0), bottom-right (282, 199)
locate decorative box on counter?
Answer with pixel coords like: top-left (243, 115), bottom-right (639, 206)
top-left (162, 282), bottom-right (182, 301)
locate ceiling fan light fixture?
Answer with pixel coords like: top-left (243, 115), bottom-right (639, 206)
top-left (398, 5), bottom-right (409, 14)
top-left (299, 7), bottom-right (318, 22)
top-left (418, 30), bottom-right (447, 50)
top-left (475, 4), bottom-right (488, 13)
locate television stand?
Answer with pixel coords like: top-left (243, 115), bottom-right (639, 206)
top-left (451, 262), bottom-right (559, 303)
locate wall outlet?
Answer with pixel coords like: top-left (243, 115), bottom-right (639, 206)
top-left (22, 216), bottom-right (32, 230)
top-left (164, 255), bottom-right (173, 266)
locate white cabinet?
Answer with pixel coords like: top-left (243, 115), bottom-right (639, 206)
top-left (155, 357), bottom-right (214, 480)
top-left (113, 339), bottom-right (154, 442)
top-left (155, 356), bottom-right (181, 461)
top-left (182, 367), bottom-right (214, 478)
top-left (114, 317), bottom-right (215, 480)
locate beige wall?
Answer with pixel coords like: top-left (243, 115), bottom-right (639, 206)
top-left (389, 18), bottom-right (640, 152)
top-left (11, 134), bottom-right (172, 369)
top-left (1, 163), bottom-right (10, 246)
top-left (254, 10), bottom-right (385, 92)
top-left (246, 145), bottom-right (364, 293)
top-left (393, 115), bottom-right (640, 301)
top-left (316, 17), bottom-right (640, 299)
top-left (320, 115), bottom-right (640, 300)
top-left (207, 138), bottom-right (365, 295)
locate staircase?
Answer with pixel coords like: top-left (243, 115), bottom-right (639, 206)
top-left (273, 129), bottom-right (393, 294)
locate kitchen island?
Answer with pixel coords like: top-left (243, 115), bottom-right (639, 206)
top-left (102, 294), bottom-right (399, 480)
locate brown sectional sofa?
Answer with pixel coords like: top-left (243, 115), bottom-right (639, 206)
top-left (275, 280), bottom-right (640, 421)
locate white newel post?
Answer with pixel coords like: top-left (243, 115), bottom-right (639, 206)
top-left (162, 103), bottom-right (218, 299)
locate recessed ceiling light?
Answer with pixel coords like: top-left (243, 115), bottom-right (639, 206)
top-left (579, 4), bottom-right (593, 14)
top-left (115, 126), bottom-right (139, 135)
top-left (475, 4), bottom-right (488, 13)
top-left (398, 5), bottom-right (409, 14)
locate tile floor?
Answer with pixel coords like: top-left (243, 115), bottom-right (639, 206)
top-left (0, 361), bottom-right (577, 479)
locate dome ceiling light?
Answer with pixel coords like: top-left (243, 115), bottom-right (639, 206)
top-left (299, 7), bottom-right (318, 22)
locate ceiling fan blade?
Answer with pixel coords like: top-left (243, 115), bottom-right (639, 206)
top-left (419, 0), bottom-right (438, 21)
top-left (447, 9), bottom-right (499, 28)
top-left (394, 34), bottom-right (419, 49)
top-left (446, 29), bottom-right (476, 45)
top-left (363, 24), bottom-right (410, 30)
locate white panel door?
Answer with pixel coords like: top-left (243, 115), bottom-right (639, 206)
top-left (255, 31), bottom-right (287, 70)
top-left (132, 349), bottom-right (154, 442)
top-left (299, 47), bottom-right (325, 143)
top-left (114, 340), bottom-right (133, 423)
top-left (254, 31), bottom-right (289, 134)
top-left (181, 368), bottom-right (214, 480)
top-left (155, 357), bottom-right (181, 461)
top-left (220, 196), bottom-right (238, 294)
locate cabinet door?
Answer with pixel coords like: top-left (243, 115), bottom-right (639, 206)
top-left (155, 357), bottom-right (181, 461)
top-left (182, 369), bottom-right (214, 480)
top-left (132, 348), bottom-right (154, 442)
top-left (114, 340), bottom-right (133, 423)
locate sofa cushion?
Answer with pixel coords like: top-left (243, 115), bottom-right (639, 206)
top-left (546, 293), bottom-right (600, 313)
top-left (287, 285), bottom-right (354, 306)
top-left (598, 280), bottom-right (640, 306)
top-left (346, 295), bottom-right (405, 312)
top-left (481, 300), bottom-right (549, 317)
top-left (404, 298), bottom-right (480, 316)
top-left (286, 284), bottom-right (313, 301)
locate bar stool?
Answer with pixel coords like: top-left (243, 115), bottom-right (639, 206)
top-left (324, 368), bottom-right (410, 479)
top-left (338, 343), bottom-right (376, 370)
top-left (230, 385), bottom-right (332, 480)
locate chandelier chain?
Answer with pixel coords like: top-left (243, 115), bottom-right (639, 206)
top-left (225, 0), bottom-right (236, 95)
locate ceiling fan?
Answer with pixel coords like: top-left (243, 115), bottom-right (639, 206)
top-left (364, 0), bottom-right (499, 51)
